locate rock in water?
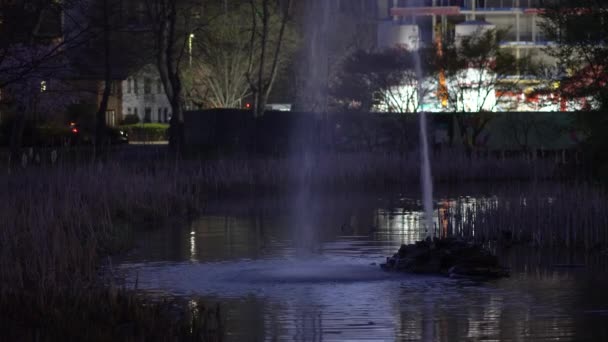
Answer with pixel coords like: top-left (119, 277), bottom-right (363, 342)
top-left (380, 238), bottom-right (509, 279)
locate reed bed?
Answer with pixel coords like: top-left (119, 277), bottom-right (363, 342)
top-left (0, 287), bottom-right (222, 341)
top-left (0, 145), bottom-right (596, 338)
top-left (0, 161), bottom-right (217, 340)
top-left (439, 182), bottom-right (608, 251)
top-left (184, 149), bottom-right (577, 193)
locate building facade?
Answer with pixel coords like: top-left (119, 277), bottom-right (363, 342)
top-left (379, 0), bottom-right (556, 60)
top-left (122, 64), bottom-right (171, 123)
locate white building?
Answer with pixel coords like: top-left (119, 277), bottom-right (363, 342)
top-left (122, 64), bottom-right (171, 123)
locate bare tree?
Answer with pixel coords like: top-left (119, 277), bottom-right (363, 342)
top-left (92, 0), bottom-right (113, 155)
top-left (245, 0), bottom-right (294, 117)
top-left (0, 0), bottom-right (100, 163)
top-left (330, 47), bottom-right (434, 113)
top-left (293, 0), bottom-right (377, 113)
top-left (183, 2), bottom-right (254, 109)
top-left (437, 28), bottom-right (534, 148)
top-left (146, 0), bottom-right (197, 151)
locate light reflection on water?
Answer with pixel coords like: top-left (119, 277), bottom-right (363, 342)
top-left (118, 191), bottom-right (608, 341)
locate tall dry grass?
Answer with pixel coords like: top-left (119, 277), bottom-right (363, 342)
top-left (439, 182), bottom-right (608, 251)
top-left (0, 160), bottom-right (216, 340)
top-left (183, 149), bottom-right (580, 192)
top-left (0, 146), bottom-right (594, 338)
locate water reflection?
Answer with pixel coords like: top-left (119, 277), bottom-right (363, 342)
top-left (119, 190), bottom-right (608, 341)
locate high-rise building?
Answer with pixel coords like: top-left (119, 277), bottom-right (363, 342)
top-left (375, 0), bottom-right (565, 111)
top-left (378, 0), bottom-right (558, 63)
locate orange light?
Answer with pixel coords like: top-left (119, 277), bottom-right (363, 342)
top-left (72, 128), bottom-right (79, 133)
top-left (435, 26), bottom-right (448, 107)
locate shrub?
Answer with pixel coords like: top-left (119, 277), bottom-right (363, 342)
top-left (0, 117), bottom-right (71, 147)
top-left (121, 114), bottom-right (140, 125)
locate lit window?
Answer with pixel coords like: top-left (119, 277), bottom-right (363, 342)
top-left (40, 81), bottom-right (47, 92)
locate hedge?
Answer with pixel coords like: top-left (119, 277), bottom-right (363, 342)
top-left (118, 123), bottom-right (169, 142)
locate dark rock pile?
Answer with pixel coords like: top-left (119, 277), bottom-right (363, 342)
top-left (380, 238), bottom-right (509, 279)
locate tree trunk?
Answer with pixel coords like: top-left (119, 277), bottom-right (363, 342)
top-left (247, 0), bottom-right (291, 117)
top-left (95, 0), bottom-right (112, 158)
top-left (168, 101), bottom-right (184, 151)
top-left (157, 1), bottom-right (184, 153)
top-left (254, 0), bottom-right (269, 118)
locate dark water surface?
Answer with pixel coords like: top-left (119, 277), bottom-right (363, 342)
top-left (118, 188), bottom-right (608, 341)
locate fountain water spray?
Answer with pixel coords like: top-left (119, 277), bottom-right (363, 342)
top-left (410, 18), bottom-right (435, 239)
top-left (416, 79), bottom-right (434, 239)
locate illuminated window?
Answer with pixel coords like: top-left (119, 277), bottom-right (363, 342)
top-left (40, 81), bottom-right (47, 92)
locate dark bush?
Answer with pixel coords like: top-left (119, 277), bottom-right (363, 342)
top-left (66, 103), bottom-right (96, 130)
top-left (0, 115), bottom-right (68, 147)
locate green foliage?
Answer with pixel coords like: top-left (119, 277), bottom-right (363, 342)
top-left (121, 114), bottom-right (140, 125)
top-left (119, 123), bottom-right (169, 141)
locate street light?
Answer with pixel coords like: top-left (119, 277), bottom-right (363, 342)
top-left (188, 33), bottom-right (195, 67)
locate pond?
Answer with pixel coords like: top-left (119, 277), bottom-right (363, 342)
top-left (117, 185), bottom-right (608, 341)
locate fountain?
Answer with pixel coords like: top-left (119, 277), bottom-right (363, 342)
top-left (412, 27), bottom-right (435, 239)
top-left (380, 2), bottom-right (508, 278)
top-left (295, 1), bottom-right (332, 113)
top-left (377, 2), bottom-right (435, 237)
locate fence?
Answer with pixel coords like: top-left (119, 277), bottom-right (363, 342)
top-left (184, 109), bottom-right (581, 155)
